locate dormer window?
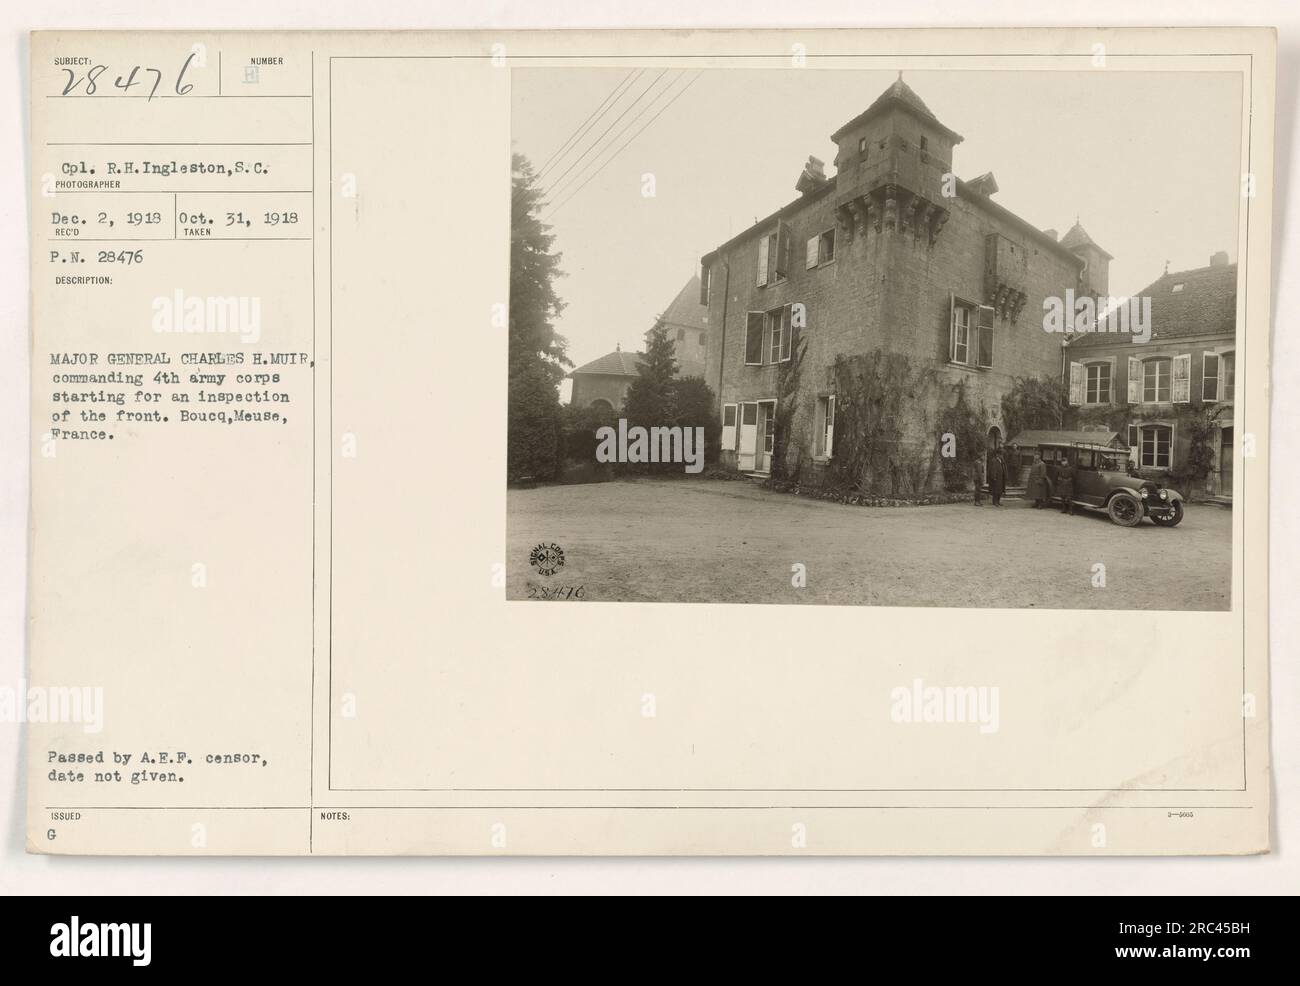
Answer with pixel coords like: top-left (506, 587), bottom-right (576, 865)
top-left (919, 135), bottom-right (928, 152)
top-left (1171, 283), bottom-right (1185, 292)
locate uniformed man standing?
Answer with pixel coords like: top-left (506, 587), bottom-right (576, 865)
top-left (1057, 455), bottom-right (1076, 515)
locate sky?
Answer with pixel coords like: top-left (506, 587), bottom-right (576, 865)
top-left (511, 67), bottom-right (1243, 388)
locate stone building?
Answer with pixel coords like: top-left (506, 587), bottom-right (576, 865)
top-left (1065, 254), bottom-right (1238, 499)
top-left (647, 274), bottom-right (710, 380)
top-left (567, 346), bottom-right (642, 412)
top-left (698, 77), bottom-right (1105, 486)
top-left (567, 275), bottom-right (712, 412)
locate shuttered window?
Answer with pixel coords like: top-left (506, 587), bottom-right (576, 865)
top-left (1142, 358), bottom-right (1171, 402)
top-left (815, 395), bottom-right (836, 458)
top-left (1084, 361), bottom-right (1112, 404)
top-left (1202, 352), bottom-right (1220, 401)
top-left (744, 304), bottom-right (799, 367)
top-left (1140, 425), bottom-right (1172, 469)
top-left (950, 301), bottom-right (970, 364)
top-left (773, 223), bottom-right (791, 282)
top-left (975, 305), bottom-right (995, 368)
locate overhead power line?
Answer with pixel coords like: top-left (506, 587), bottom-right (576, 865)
top-left (541, 68), bottom-right (672, 202)
top-left (544, 70), bottom-right (702, 219)
top-left (535, 69), bottom-right (641, 181)
top-left (544, 69), bottom-right (682, 206)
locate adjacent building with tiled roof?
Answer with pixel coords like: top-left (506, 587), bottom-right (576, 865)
top-left (569, 275), bottom-right (712, 413)
top-left (567, 346), bottom-right (643, 412)
top-left (1063, 252), bottom-right (1238, 496)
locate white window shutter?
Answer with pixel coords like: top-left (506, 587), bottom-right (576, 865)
top-left (1202, 352), bottom-right (1220, 401)
top-left (826, 396), bottom-right (835, 458)
top-left (1069, 361), bottom-right (1084, 405)
top-left (1127, 357), bottom-right (1141, 403)
top-left (1172, 353), bottom-right (1192, 403)
top-left (806, 235), bottom-right (819, 269)
top-left (756, 235), bottom-right (769, 287)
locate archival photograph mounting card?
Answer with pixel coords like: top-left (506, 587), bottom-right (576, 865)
top-left (26, 27), bottom-right (1273, 855)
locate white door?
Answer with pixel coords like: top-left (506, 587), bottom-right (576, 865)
top-left (738, 402), bottom-right (758, 470)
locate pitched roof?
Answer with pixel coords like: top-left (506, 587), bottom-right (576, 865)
top-left (1070, 261), bottom-right (1238, 349)
top-left (650, 274), bottom-right (709, 336)
top-left (568, 349), bottom-right (644, 377)
top-left (1059, 221), bottom-right (1113, 260)
top-left (831, 76), bottom-right (963, 143)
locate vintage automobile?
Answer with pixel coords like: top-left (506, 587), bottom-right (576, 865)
top-left (1038, 441), bottom-right (1184, 528)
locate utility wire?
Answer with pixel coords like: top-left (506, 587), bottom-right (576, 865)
top-left (544, 69), bottom-right (682, 206)
top-left (541, 68), bottom-right (672, 202)
top-left (535, 69), bottom-right (641, 181)
top-left (544, 70), bottom-right (702, 219)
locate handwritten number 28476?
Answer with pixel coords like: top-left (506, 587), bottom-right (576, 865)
top-left (61, 52), bottom-right (197, 101)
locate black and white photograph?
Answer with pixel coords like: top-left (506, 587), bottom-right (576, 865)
top-left (2, 1), bottom-right (1291, 922)
top-left (508, 68), bottom-right (1243, 609)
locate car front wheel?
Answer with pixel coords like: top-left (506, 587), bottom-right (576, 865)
top-left (1107, 492), bottom-right (1143, 527)
top-left (1150, 500), bottom-right (1184, 528)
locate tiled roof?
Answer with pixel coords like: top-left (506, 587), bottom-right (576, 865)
top-left (1070, 261), bottom-right (1238, 349)
top-left (568, 350), bottom-right (644, 377)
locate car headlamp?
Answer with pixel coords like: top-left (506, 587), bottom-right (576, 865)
top-left (1140, 489), bottom-right (1149, 499)
top-left (1159, 489), bottom-right (1168, 501)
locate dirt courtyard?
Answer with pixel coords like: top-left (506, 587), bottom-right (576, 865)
top-left (507, 478), bottom-right (1233, 609)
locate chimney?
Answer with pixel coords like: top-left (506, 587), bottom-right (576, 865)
top-left (795, 156), bottom-right (828, 196)
top-left (1210, 251), bottom-right (1229, 267)
top-left (967, 172), bottom-right (999, 198)
top-left (1042, 228), bottom-right (1058, 241)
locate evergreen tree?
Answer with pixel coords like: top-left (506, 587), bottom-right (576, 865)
top-left (623, 319), bottom-right (678, 428)
top-left (507, 154), bottom-right (569, 480)
top-left (671, 376), bottom-right (722, 465)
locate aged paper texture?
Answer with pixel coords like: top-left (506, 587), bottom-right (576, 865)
top-left (27, 27), bottom-right (1273, 854)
